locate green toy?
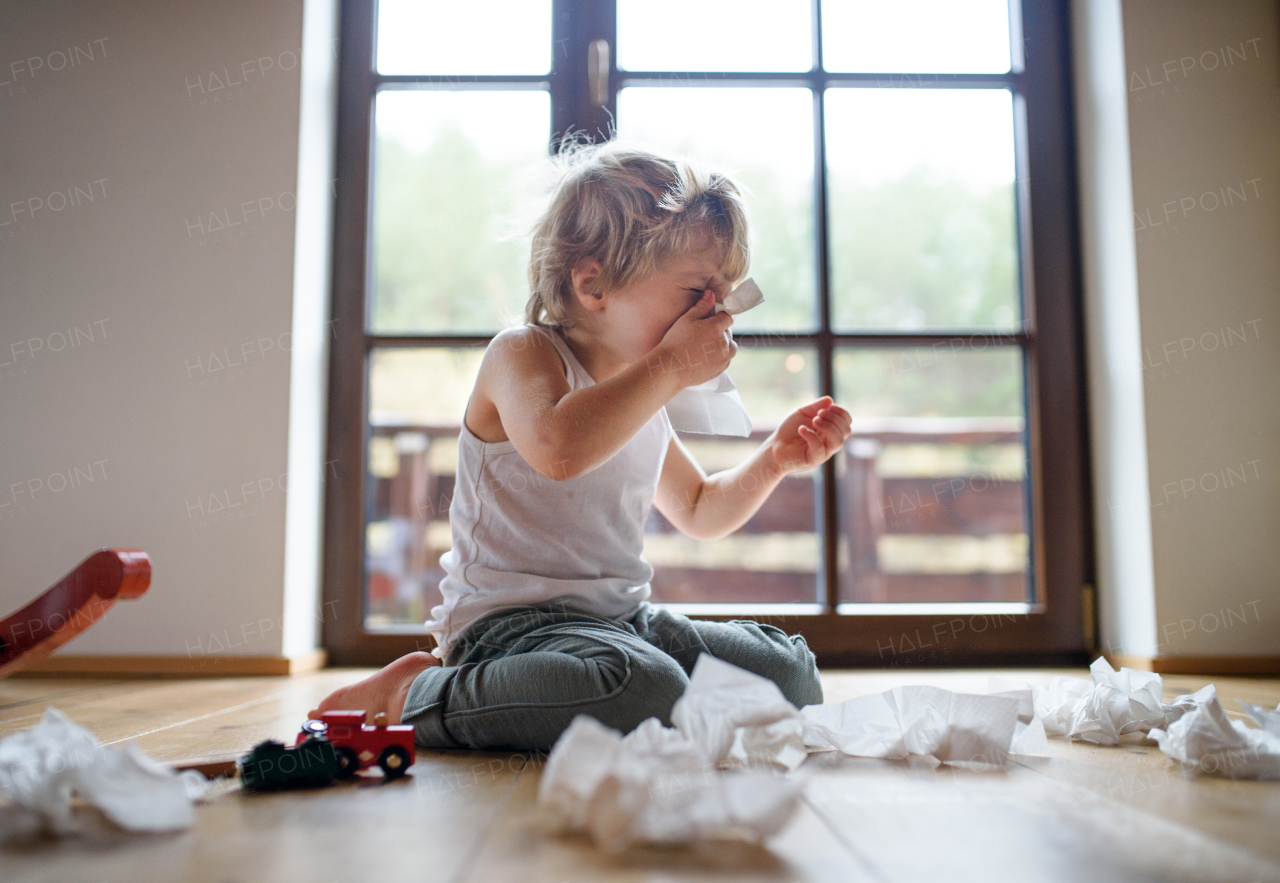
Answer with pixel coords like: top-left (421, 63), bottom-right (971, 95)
top-left (238, 735), bottom-right (341, 790)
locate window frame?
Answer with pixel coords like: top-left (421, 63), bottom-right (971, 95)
top-left (322, 0), bottom-right (1093, 666)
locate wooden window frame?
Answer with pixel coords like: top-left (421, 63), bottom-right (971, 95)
top-left (322, 0), bottom-right (1092, 667)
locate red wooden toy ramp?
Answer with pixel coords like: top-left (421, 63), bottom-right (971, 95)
top-left (0, 549), bottom-right (151, 678)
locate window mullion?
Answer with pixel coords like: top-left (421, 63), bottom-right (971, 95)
top-left (812, 31), bottom-right (840, 612)
top-left (551, 0), bottom-right (617, 152)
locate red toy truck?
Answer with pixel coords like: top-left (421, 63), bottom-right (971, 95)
top-left (296, 710), bottom-right (415, 779)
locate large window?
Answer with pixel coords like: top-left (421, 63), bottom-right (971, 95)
top-left (324, 0), bottom-right (1091, 665)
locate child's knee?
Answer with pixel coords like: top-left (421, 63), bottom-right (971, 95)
top-left (602, 654), bottom-right (690, 731)
top-left (740, 623), bottom-right (823, 707)
top-left (778, 636), bottom-right (823, 708)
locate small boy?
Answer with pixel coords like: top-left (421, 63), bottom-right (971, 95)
top-left (311, 140), bottom-right (853, 750)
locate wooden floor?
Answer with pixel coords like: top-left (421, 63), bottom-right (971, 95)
top-left (2, 667), bottom-right (1278, 883)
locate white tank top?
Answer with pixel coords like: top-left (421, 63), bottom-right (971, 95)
top-left (425, 322), bottom-right (674, 657)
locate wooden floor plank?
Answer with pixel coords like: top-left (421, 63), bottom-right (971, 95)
top-left (0, 670), bottom-right (371, 753)
top-left (0, 679), bottom-right (158, 723)
top-left (2, 668), bottom-right (1278, 883)
top-left (1009, 674), bottom-right (1280, 862)
top-left (3, 751), bottom-right (527, 883)
top-left (0, 677), bottom-right (279, 734)
top-left (818, 668), bottom-right (1280, 870)
top-left (2, 670), bottom-right (531, 883)
top-left (1013, 741), bottom-right (1280, 865)
top-left (802, 751), bottom-right (1280, 883)
top-left (1160, 674), bottom-right (1280, 711)
top-left (97, 671), bottom-right (373, 761)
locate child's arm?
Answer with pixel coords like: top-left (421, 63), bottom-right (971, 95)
top-left (488, 294), bottom-right (734, 481)
top-left (655, 396), bottom-right (852, 541)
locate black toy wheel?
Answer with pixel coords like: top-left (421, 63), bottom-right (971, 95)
top-left (335, 747), bottom-right (359, 778)
top-left (378, 745), bottom-right (412, 779)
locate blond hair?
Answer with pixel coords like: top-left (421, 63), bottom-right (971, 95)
top-left (523, 137), bottom-right (751, 330)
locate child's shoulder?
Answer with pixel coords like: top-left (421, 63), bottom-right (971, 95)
top-left (491, 323), bottom-right (545, 348)
top-left (483, 324), bottom-right (568, 383)
top-left (467, 326), bottom-right (571, 445)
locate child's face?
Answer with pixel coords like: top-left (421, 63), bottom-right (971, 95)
top-left (600, 227), bottom-right (730, 362)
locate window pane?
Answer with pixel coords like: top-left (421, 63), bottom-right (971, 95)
top-left (822, 0), bottom-right (1011, 74)
top-left (647, 345), bottom-right (821, 603)
top-left (370, 90), bottom-right (549, 334)
top-left (833, 345), bottom-right (1030, 605)
top-left (365, 344), bottom-right (823, 623)
top-left (617, 0), bottom-right (811, 71)
top-left (377, 0), bottom-right (552, 75)
top-left (618, 87), bottom-right (815, 332)
top-left (826, 88), bottom-right (1018, 330)
top-left (365, 347), bottom-right (485, 627)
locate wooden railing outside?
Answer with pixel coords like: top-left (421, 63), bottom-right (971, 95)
top-left (363, 418), bottom-right (1028, 625)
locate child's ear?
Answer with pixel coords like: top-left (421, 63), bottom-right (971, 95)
top-left (570, 258), bottom-right (605, 309)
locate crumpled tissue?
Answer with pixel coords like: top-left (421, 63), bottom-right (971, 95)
top-left (802, 686), bottom-right (1024, 765)
top-left (670, 653), bottom-right (809, 772)
top-left (674, 655), bottom-right (1038, 769)
top-left (1159, 687), bottom-right (1209, 727)
top-left (1030, 657), bottom-right (1201, 745)
top-left (1032, 674), bottom-right (1094, 736)
top-left (655, 651), bottom-right (1045, 767)
top-left (664, 277), bottom-right (764, 437)
top-left (537, 715), bottom-right (804, 853)
top-left (537, 654), bottom-right (1052, 851)
top-left (987, 678), bottom-right (1051, 757)
top-left (1149, 685), bottom-right (1280, 780)
top-left (0, 706), bottom-right (209, 835)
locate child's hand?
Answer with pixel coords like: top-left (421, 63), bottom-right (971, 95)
top-left (652, 290), bottom-right (737, 390)
top-left (767, 396), bottom-right (853, 475)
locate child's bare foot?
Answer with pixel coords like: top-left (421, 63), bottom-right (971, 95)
top-left (308, 651), bottom-right (440, 724)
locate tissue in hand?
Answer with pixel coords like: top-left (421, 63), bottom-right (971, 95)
top-left (664, 278), bottom-right (765, 437)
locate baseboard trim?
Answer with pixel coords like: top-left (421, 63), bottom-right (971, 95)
top-left (11, 649), bottom-right (328, 678)
top-left (1105, 652), bottom-right (1280, 675)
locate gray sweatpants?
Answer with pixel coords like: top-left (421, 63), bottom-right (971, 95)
top-left (401, 601), bottom-right (823, 751)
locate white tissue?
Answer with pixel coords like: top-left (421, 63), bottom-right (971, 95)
top-left (986, 680), bottom-right (1051, 757)
top-left (1240, 698), bottom-right (1280, 739)
top-left (801, 686), bottom-right (1022, 765)
top-left (1009, 713), bottom-right (1051, 756)
top-left (537, 657), bottom-right (1075, 850)
top-left (0, 706), bottom-right (208, 835)
top-left (728, 716), bottom-right (811, 773)
top-left (664, 278), bottom-right (765, 436)
top-left (672, 656), bottom-right (1032, 767)
top-left (713, 278), bottom-right (765, 314)
top-left (1032, 675), bottom-right (1094, 736)
top-left (537, 715), bottom-right (803, 853)
top-left (1159, 688), bottom-right (1208, 727)
top-left (1029, 657), bottom-right (1187, 745)
top-left (1082, 657), bottom-right (1167, 739)
top-left (670, 654), bottom-right (807, 771)
top-left (1149, 686), bottom-right (1280, 779)
top-left (1000, 664), bottom-right (1232, 751)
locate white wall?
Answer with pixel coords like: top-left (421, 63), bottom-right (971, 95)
top-left (1080, 0), bottom-right (1280, 661)
top-left (1073, 0), bottom-right (1160, 660)
top-left (0, 0), bottom-right (337, 660)
top-left (1120, 0), bottom-right (1280, 658)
